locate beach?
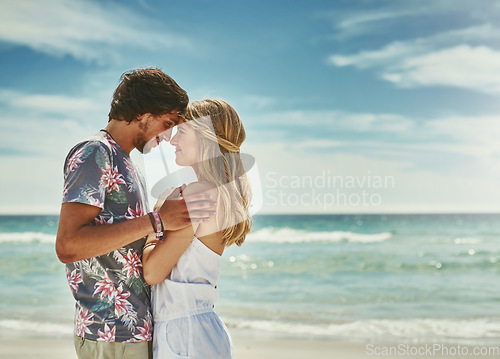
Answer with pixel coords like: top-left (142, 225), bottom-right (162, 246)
top-left (3, 335), bottom-right (500, 359)
top-left (0, 335), bottom-right (355, 359)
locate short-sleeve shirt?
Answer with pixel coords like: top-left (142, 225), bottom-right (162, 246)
top-left (62, 130), bottom-right (152, 342)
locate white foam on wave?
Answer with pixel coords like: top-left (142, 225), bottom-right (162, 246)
top-left (454, 237), bottom-right (481, 244)
top-left (247, 227), bottom-right (392, 243)
top-left (0, 232), bottom-right (55, 244)
top-left (0, 319), bottom-right (72, 336)
top-left (2, 317), bottom-right (498, 343)
top-left (225, 317), bottom-right (500, 342)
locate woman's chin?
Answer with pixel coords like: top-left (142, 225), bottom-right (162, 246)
top-left (175, 160), bottom-right (196, 168)
top-left (174, 154), bottom-right (197, 167)
top-left (174, 158), bottom-right (187, 167)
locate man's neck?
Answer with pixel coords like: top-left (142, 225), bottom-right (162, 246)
top-left (104, 119), bottom-right (137, 154)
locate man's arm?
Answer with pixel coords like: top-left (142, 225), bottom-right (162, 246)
top-left (56, 188), bottom-right (216, 264)
top-left (56, 202), bottom-right (153, 263)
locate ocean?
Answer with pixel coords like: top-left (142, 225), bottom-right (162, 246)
top-left (0, 213), bottom-right (499, 345)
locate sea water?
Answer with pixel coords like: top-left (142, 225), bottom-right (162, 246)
top-left (0, 214), bottom-right (499, 344)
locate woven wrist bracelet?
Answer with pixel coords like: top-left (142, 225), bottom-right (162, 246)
top-left (151, 211), bottom-right (164, 241)
top-left (147, 212), bottom-right (156, 232)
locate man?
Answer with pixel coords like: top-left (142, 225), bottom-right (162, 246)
top-left (56, 68), bottom-right (215, 359)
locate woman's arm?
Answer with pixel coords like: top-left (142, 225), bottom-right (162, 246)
top-left (142, 224), bottom-right (196, 285)
top-left (142, 182), bottom-right (215, 285)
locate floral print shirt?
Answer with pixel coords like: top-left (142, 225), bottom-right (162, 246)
top-left (62, 130), bottom-right (152, 342)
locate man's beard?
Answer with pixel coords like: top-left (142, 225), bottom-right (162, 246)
top-left (140, 136), bottom-right (160, 154)
top-left (134, 132), bottom-right (149, 153)
top-left (134, 118), bottom-right (155, 153)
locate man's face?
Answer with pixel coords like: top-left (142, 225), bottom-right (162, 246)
top-left (136, 111), bottom-right (183, 154)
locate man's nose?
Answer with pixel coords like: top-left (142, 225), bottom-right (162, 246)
top-left (159, 128), bottom-right (172, 142)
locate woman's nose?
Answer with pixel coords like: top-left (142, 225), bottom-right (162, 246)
top-left (170, 131), bottom-right (178, 145)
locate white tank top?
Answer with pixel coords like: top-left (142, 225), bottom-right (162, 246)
top-left (151, 237), bottom-right (221, 321)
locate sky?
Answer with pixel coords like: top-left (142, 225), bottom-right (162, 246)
top-left (1, 0), bottom-right (500, 214)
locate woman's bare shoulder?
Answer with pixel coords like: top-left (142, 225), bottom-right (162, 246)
top-left (182, 181), bottom-right (218, 198)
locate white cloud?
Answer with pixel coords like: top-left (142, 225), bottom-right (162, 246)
top-left (240, 95), bottom-right (276, 109)
top-left (0, 116), bottom-right (96, 157)
top-left (424, 115), bottom-right (500, 156)
top-left (0, 89), bottom-right (106, 117)
top-left (243, 108), bottom-right (500, 182)
top-left (0, 156), bottom-right (63, 214)
top-left (0, 89), bottom-right (107, 157)
top-left (0, 103), bottom-right (106, 215)
top-left (331, 8), bottom-right (425, 39)
top-left (295, 140), bottom-right (344, 149)
top-left (4, 88), bottom-right (487, 167)
top-left (322, 1), bottom-right (500, 40)
top-left (335, 113), bottom-right (414, 133)
top-left (245, 108), bottom-right (500, 156)
top-left (329, 41), bottom-right (418, 68)
top-left (383, 45), bottom-right (500, 93)
top-left (245, 142), bottom-right (500, 214)
top-left (245, 110), bottom-right (416, 134)
top-left (317, 2), bottom-right (436, 40)
top-left (328, 24), bottom-right (500, 94)
top-left (0, 92), bottom-right (102, 214)
top-left (297, 139), bottom-right (492, 159)
top-left (337, 10), bottom-right (413, 30)
top-left (0, 0), bottom-right (191, 63)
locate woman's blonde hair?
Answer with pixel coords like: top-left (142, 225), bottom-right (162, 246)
top-left (184, 99), bottom-right (252, 246)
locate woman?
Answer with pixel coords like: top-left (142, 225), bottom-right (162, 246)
top-left (142, 99), bottom-right (252, 358)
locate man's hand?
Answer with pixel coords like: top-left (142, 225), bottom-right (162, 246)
top-left (157, 185), bottom-right (216, 231)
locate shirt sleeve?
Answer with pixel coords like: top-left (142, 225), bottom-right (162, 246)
top-left (62, 141), bottom-right (112, 209)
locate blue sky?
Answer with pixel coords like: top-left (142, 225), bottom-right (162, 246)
top-left (1, 0), bottom-right (500, 214)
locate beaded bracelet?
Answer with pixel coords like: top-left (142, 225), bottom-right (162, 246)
top-left (150, 211), bottom-right (164, 241)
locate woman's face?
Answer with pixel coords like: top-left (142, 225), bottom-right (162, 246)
top-left (170, 122), bottom-right (199, 167)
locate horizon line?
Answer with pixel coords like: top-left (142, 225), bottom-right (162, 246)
top-left (1, 211), bottom-right (499, 217)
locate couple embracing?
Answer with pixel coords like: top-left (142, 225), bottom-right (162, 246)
top-left (56, 68), bottom-right (252, 359)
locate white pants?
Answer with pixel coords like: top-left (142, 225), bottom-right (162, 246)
top-left (153, 307), bottom-right (233, 359)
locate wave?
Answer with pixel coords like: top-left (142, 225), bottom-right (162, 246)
top-left (224, 317), bottom-right (500, 343)
top-left (0, 232), bottom-right (56, 244)
top-left (0, 319), bottom-right (72, 336)
top-left (247, 227), bottom-right (392, 243)
top-left (3, 316), bottom-right (498, 343)
top-left (453, 237), bottom-right (482, 244)
top-left (0, 228), bottom-right (391, 245)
